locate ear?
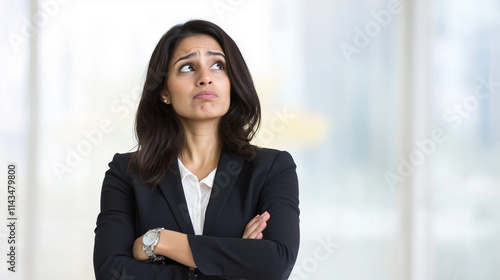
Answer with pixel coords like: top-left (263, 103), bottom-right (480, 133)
top-left (161, 90), bottom-right (170, 104)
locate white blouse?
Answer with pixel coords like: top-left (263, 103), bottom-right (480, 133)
top-left (177, 158), bottom-right (217, 235)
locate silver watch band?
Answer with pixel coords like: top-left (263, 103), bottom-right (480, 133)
top-left (143, 227), bottom-right (163, 258)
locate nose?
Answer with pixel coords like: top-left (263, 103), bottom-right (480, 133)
top-left (199, 80), bottom-right (212, 85)
top-left (197, 69), bottom-right (213, 86)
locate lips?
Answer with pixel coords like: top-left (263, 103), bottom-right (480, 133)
top-left (194, 90), bottom-right (218, 99)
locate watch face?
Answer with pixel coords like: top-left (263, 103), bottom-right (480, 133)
top-left (143, 231), bottom-right (157, 246)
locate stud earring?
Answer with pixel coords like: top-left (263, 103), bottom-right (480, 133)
top-left (164, 98), bottom-right (168, 103)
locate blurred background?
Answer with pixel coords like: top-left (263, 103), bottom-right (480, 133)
top-left (1, 0), bottom-right (499, 279)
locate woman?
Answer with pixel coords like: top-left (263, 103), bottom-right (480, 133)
top-left (93, 20), bottom-right (299, 280)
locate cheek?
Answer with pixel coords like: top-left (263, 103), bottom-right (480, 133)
top-left (166, 78), bottom-right (186, 100)
top-left (223, 80), bottom-right (231, 107)
top-left (221, 76), bottom-right (231, 96)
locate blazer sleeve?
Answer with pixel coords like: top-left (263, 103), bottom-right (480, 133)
top-left (93, 153), bottom-right (189, 280)
top-left (188, 150), bottom-right (300, 280)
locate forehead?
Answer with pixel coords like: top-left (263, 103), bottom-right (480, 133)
top-left (173, 34), bottom-right (224, 57)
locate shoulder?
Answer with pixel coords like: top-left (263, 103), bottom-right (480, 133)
top-left (105, 152), bottom-right (135, 177)
top-left (252, 147), bottom-right (296, 171)
top-left (255, 147), bottom-right (294, 162)
top-left (108, 152), bottom-right (134, 166)
top-left (99, 153), bottom-right (138, 196)
top-left (249, 148), bottom-right (298, 189)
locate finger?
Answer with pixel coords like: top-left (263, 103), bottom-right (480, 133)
top-left (243, 213), bottom-right (264, 233)
top-left (242, 212), bottom-right (270, 239)
top-left (244, 220), bottom-right (267, 239)
top-left (243, 212), bottom-right (269, 235)
top-left (245, 214), bottom-right (261, 229)
top-left (245, 215), bottom-right (260, 228)
top-left (242, 220), bottom-right (262, 239)
top-left (260, 211), bottom-right (270, 222)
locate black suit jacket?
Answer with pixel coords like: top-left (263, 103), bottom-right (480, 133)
top-left (93, 148), bottom-right (300, 280)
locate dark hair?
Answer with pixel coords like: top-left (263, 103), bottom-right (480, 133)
top-left (129, 20), bottom-right (261, 186)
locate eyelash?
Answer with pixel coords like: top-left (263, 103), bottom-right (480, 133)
top-left (213, 60), bottom-right (225, 70)
top-left (179, 64), bottom-right (194, 72)
top-left (178, 60), bottom-right (225, 72)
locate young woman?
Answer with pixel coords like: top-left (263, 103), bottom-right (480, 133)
top-left (93, 20), bottom-right (299, 280)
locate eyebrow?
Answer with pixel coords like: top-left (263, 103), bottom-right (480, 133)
top-left (173, 51), bottom-right (226, 66)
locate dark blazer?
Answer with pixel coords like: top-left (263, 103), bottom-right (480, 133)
top-left (93, 148), bottom-right (300, 280)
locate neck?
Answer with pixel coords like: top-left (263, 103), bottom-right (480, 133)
top-left (179, 119), bottom-right (222, 168)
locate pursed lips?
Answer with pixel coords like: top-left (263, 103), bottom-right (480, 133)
top-left (194, 90), bottom-right (218, 99)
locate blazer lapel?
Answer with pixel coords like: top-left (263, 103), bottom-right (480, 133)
top-left (203, 149), bottom-right (246, 235)
top-left (158, 160), bottom-right (195, 235)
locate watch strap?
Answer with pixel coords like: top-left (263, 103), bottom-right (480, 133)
top-left (143, 227), bottom-right (164, 258)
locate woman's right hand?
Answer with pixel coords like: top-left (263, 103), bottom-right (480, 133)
top-left (242, 211), bottom-right (270, 239)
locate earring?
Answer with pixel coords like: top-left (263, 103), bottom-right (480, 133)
top-left (164, 98), bottom-right (168, 103)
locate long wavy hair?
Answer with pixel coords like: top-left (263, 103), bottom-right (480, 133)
top-left (129, 20), bottom-right (261, 186)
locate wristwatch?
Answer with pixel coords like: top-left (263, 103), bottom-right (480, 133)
top-left (142, 227), bottom-right (164, 258)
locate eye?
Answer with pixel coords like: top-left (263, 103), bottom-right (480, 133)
top-left (179, 64), bottom-right (194, 72)
top-left (210, 61), bottom-right (224, 70)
